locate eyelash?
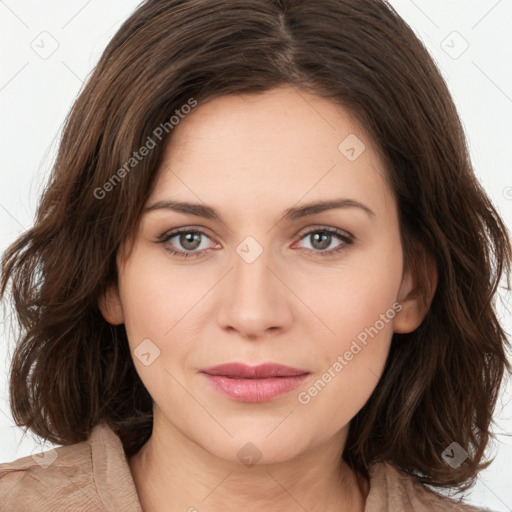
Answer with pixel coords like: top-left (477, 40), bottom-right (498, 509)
top-left (156, 226), bottom-right (354, 260)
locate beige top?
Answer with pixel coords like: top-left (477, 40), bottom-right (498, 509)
top-left (0, 422), bottom-right (492, 511)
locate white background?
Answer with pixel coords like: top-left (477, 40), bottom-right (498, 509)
top-left (0, 1), bottom-right (511, 510)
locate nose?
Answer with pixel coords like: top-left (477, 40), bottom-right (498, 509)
top-left (216, 242), bottom-right (294, 340)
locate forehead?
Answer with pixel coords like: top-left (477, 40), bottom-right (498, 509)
top-left (147, 86), bottom-right (393, 222)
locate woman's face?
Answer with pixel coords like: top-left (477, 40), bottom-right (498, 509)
top-left (101, 85), bottom-right (428, 464)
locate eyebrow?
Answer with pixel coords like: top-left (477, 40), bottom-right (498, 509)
top-left (144, 198), bottom-right (375, 222)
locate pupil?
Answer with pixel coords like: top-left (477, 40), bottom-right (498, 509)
top-left (313, 232), bottom-right (330, 250)
top-left (181, 232), bottom-right (200, 250)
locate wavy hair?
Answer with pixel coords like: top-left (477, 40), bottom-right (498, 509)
top-left (2, 0), bottom-right (511, 497)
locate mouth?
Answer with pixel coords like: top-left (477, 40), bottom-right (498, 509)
top-left (201, 362), bottom-right (309, 379)
top-left (200, 362), bottom-right (310, 402)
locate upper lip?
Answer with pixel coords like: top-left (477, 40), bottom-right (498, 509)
top-left (201, 363), bottom-right (310, 379)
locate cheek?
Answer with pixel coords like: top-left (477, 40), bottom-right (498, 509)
top-left (304, 244), bottom-right (402, 351)
top-left (294, 246), bottom-right (402, 408)
top-left (118, 254), bottom-right (211, 346)
top-left (310, 276), bottom-right (396, 391)
top-left (328, 276), bottom-right (399, 353)
top-left (117, 256), bottom-right (208, 407)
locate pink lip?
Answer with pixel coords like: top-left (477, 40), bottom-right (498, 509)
top-left (202, 362), bottom-right (308, 378)
top-left (201, 363), bottom-right (310, 403)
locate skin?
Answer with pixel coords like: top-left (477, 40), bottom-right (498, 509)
top-left (99, 85), bottom-right (437, 512)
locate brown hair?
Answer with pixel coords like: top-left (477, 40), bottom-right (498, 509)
top-left (1, 0), bottom-right (510, 498)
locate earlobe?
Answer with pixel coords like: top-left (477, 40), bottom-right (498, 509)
top-left (98, 283), bottom-right (125, 325)
top-left (393, 253), bottom-right (438, 334)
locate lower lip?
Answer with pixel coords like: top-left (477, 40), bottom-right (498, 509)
top-left (202, 373), bottom-right (309, 403)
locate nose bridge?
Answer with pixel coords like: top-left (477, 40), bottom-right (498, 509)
top-left (233, 237), bottom-right (273, 296)
top-left (217, 235), bottom-right (291, 336)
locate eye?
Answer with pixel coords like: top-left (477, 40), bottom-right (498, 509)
top-left (294, 227), bottom-right (354, 257)
top-left (157, 228), bottom-right (217, 259)
top-left (157, 226), bottom-right (354, 260)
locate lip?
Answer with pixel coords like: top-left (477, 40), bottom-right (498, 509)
top-left (201, 362), bottom-right (309, 378)
top-left (201, 363), bottom-right (310, 403)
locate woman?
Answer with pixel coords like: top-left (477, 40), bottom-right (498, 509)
top-left (0, 1), bottom-right (509, 511)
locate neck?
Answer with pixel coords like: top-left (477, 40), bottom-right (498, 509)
top-left (128, 415), bottom-right (368, 512)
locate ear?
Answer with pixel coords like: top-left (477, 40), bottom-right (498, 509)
top-left (393, 250), bottom-right (438, 334)
top-left (98, 282), bottom-right (125, 325)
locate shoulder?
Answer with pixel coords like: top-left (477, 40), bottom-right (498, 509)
top-left (0, 432), bottom-right (100, 511)
top-left (0, 422), bottom-right (141, 512)
top-left (366, 461), bottom-right (496, 512)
